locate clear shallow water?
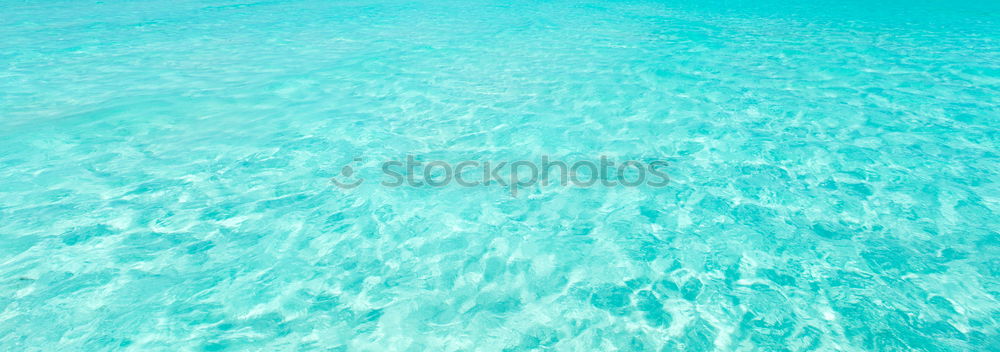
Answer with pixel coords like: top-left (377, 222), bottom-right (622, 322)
top-left (1, 0), bottom-right (999, 350)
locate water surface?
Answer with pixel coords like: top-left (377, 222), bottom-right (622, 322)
top-left (1, 0), bottom-right (998, 350)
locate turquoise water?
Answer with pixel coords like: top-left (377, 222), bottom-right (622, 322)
top-left (2, 0), bottom-right (999, 350)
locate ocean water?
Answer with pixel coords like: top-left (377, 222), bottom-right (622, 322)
top-left (1, 0), bottom-right (999, 350)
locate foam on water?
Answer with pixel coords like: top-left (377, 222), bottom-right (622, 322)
top-left (1, 0), bottom-right (998, 350)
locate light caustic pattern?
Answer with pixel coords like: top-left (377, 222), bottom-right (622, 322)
top-left (0, 0), bottom-right (998, 351)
